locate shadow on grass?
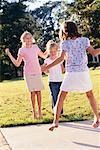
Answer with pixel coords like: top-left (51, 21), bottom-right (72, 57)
top-left (0, 118), bottom-right (53, 128)
top-left (2, 77), bottom-right (24, 83)
top-left (1, 75), bottom-right (47, 83)
top-left (0, 113), bottom-right (93, 128)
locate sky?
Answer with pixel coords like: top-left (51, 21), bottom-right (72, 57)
top-left (8, 0), bottom-right (74, 10)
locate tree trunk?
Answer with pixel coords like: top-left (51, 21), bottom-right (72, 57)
top-left (0, 59), bottom-right (3, 82)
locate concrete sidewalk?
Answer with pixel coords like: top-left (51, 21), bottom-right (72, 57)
top-left (0, 130), bottom-right (11, 150)
top-left (0, 120), bottom-right (100, 150)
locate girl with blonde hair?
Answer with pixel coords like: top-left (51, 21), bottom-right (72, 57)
top-left (43, 40), bottom-right (64, 114)
top-left (5, 31), bottom-right (48, 119)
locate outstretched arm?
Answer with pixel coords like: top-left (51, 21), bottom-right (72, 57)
top-left (4, 48), bottom-right (22, 67)
top-left (86, 46), bottom-right (100, 56)
top-left (41, 63), bottom-right (49, 73)
top-left (38, 50), bottom-right (48, 59)
top-left (41, 51), bottom-right (65, 72)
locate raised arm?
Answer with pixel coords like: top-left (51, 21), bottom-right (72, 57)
top-left (86, 46), bottom-right (100, 56)
top-left (41, 63), bottom-right (49, 73)
top-left (4, 48), bottom-right (22, 67)
top-left (38, 50), bottom-right (48, 59)
top-left (41, 51), bottom-right (65, 72)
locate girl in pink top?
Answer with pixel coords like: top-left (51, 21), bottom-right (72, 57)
top-left (5, 31), bottom-right (48, 119)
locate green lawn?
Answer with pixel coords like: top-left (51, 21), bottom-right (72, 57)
top-left (0, 70), bottom-right (99, 127)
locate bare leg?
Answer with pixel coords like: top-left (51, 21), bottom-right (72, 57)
top-left (36, 91), bottom-right (42, 119)
top-left (86, 90), bottom-right (99, 128)
top-left (30, 92), bottom-right (37, 119)
top-left (49, 91), bottom-right (68, 131)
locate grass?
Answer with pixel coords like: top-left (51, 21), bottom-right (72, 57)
top-left (0, 70), bottom-right (100, 127)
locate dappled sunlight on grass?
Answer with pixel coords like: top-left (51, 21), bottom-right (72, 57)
top-left (0, 70), bottom-right (99, 127)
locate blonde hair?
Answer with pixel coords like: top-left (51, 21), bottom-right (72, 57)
top-left (46, 40), bottom-right (58, 53)
top-left (20, 31), bottom-right (35, 46)
top-left (59, 22), bottom-right (68, 41)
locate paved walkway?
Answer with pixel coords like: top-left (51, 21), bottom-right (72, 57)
top-left (0, 130), bottom-right (11, 150)
top-left (0, 120), bottom-right (100, 150)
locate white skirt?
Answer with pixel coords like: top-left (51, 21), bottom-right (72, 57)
top-left (25, 74), bottom-right (44, 92)
top-left (60, 71), bottom-right (93, 92)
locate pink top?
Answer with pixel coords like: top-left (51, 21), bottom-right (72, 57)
top-left (18, 44), bottom-right (41, 76)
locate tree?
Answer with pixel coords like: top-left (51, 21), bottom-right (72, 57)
top-left (70, 0), bottom-right (100, 48)
top-left (31, 1), bottom-right (73, 65)
top-left (0, 0), bottom-right (42, 79)
top-left (1, 1), bottom-right (42, 50)
top-left (32, 1), bottom-right (63, 48)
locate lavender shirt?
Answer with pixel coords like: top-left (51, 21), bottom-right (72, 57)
top-left (60, 37), bottom-right (90, 72)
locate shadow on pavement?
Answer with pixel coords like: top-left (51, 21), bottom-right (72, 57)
top-left (73, 141), bottom-right (100, 149)
top-left (60, 121), bottom-right (100, 133)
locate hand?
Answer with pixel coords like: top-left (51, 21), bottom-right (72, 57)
top-left (4, 48), bottom-right (10, 55)
top-left (41, 64), bottom-right (48, 72)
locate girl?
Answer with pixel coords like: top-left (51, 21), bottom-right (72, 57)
top-left (42, 21), bottom-right (100, 130)
top-left (5, 31), bottom-right (48, 119)
top-left (43, 40), bottom-right (64, 114)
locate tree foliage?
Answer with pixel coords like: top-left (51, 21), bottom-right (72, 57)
top-left (32, 1), bottom-right (71, 48)
top-left (0, 0), bottom-right (42, 79)
top-left (70, 0), bottom-right (100, 47)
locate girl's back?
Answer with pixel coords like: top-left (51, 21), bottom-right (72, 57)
top-left (61, 37), bottom-right (90, 72)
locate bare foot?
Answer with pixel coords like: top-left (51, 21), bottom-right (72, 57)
top-left (92, 120), bottom-right (100, 128)
top-left (49, 123), bottom-right (58, 131)
top-left (34, 116), bottom-right (38, 119)
top-left (38, 115), bottom-right (43, 119)
top-left (33, 114), bottom-right (38, 119)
